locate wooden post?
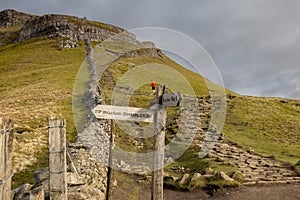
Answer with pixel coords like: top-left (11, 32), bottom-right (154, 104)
top-left (106, 99), bottom-right (114, 200)
top-left (48, 118), bottom-right (67, 200)
top-left (151, 86), bottom-right (167, 200)
top-left (0, 117), bottom-right (13, 200)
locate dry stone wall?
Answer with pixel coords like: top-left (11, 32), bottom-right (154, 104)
top-left (13, 40), bottom-right (113, 200)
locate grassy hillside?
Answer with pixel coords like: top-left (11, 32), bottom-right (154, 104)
top-left (0, 37), bottom-right (87, 188)
top-left (101, 52), bottom-right (299, 165)
top-left (224, 96), bottom-right (300, 165)
top-left (1, 28), bottom-right (299, 191)
top-left (101, 51), bottom-right (300, 192)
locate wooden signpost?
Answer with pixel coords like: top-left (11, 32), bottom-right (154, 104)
top-left (161, 91), bottom-right (181, 107)
top-left (150, 86), bottom-right (181, 200)
top-left (92, 105), bottom-right (154, 122)
top-left (92, 85), bottom-right (181, 200)
top-left (150, 91), bottom-right (181, 108)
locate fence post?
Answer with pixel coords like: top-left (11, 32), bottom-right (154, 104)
top-left (0, 117), bottom-right (13, 200)
top-left (48, 118), bottom-right (67, 200)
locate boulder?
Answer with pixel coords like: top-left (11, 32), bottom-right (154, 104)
top-left (13, 183), bottom-right (33, 200)
top-left (34, 167), bottom-right (49, 184)
top-left (216, 171), bottom-right (235, 182)
top-left (178, 173), bottom-right (190, 185)
top-left (190, 173), bottom-right (202, 182)
top-left (67, 172), bottom-right (86, 186)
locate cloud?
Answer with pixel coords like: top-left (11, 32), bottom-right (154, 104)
top-left (1, 0), bottom-right (300, 99)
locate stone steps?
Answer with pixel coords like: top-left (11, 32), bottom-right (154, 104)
top-left (206, 141), bottom-right (299, 184)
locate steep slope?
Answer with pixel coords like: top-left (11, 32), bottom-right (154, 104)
top-left (100, 48), bottom-right (300, 197)
top-left (224, 96), bottom-right (300, 164)
top-left (0, 38), bottom-right (87, 188)
top-left (0, 9), bottom-right (300, 197)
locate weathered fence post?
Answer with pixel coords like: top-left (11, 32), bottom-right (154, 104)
top-left (151, 86), bottom-right (167, 200)
top-left (48, 118), bottom-right (67, 200)
top-left (0, 117), bottom-right (13, 200)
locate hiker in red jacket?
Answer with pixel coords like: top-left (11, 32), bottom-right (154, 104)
top-left (151, 81), bottom-right (157, 95)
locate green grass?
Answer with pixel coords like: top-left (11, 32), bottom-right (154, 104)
top-left (101, 46), bottom-right (300, 193)
top-left (110, 170), bottom-right (143, 200)
top-left (0, 38), bottom-right (87, 188)
top-left (224, 96), bottom-right (300, 165)
top-left (0, 25), bottom-right (22, 32)
top-left (2, 26), bottom-right (300, 192)
top-left (165, 146), bottom-right (238, 175)
top-left (12, 146), bottom-right (49, 189)
top-left (66, 16), bottom-right (124, 34)
top-left (55, 99), bottom-right (78, 142)
top-left (294, 160), bottom-right (300, 175)
top-left (104, 54), bottom-right (229, 97)
top-left (0, 37), bottom-right (86, 133)
top-left (0, 37), bottom-right (86, 92)
top-left (102, 40), bottom-right (144, 54)
top-left (100, 52), bottom-right (233, 185)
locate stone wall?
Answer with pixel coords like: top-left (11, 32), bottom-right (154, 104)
top-left (13, 40), bottom-right (113, 200)
top-left (13, 143), bottom-right (109, 200)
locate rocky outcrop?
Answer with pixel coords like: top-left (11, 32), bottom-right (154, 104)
top-left (0, 9), bottom-right (160, 51)
top-left (121, 48), bottom-right (163, 59)
top-left (0, 9), bottom-right (132, 48)
top-left (17, 14), bottom-right (122, 48)
top-left (0, 9), bottom-right (37, 27)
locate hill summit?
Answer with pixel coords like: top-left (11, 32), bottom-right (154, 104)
top-left (0, 9), bottom-right (37, 27)
top-left (0, 9), bottom-right (129, 48)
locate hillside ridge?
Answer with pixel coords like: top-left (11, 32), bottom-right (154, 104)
top-left (0, 9), bottom-right (128, 48)
top-left (0, 9), bottom-right (37, 27)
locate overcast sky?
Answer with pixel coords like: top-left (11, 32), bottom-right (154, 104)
top-left (1, 0), bottom-right (300, 99)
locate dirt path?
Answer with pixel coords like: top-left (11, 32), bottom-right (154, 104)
top-left (135, 183), bottom-right (300, 200)
top-left (207, 184), bottom-right (300, 200)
